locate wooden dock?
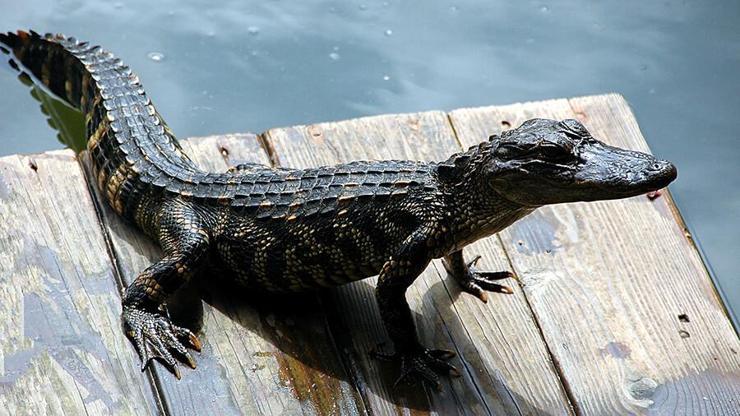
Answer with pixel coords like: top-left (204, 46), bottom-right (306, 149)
top-left (1, 94), bottom-right (738, 415)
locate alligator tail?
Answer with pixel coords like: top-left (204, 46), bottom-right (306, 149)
top-left (0, 30), bottom-right (200, 223)
top-left (0, 30), bottom-right (96, 113)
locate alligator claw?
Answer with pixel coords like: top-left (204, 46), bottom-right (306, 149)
top-left (444, 254), bottom-right (516, 303)
top-left (140, 341), bottom-right (153, 371)
top-left (466, 255), bottom-right (483, 268)
top-left (473, 271), bottom-right (515, 293)
top-left (371, 345), bottom-right (459, 391)
top-left (123, 305), bottom-right (201, 378)
top-left (394, 349), bottom-right (459, 391)
top-left (460, 270), bottom-right (515, 302)
top-left (175, 326), bottom-right (202, 352)
top-left (370, 343), bottom-right (395, 361)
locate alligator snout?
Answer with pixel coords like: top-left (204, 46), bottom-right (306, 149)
top-left (624, 157), bottom-right (677, 193)
top-left (644, 159), bottom-right (677, 190)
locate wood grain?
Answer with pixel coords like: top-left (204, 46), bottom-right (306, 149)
top-left (448, 94), bottom-right (740, 415)
top-left (80, 133), bottom-right (366, 416)
top-left (7, 94), bottom-right (736, 416)
top-left (263, 112), bottom-right (574, 415)
top-left (0, 150), bottom-right (159, 416)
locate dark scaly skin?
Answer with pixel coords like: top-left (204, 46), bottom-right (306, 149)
top-left (1, 31), bottom-right (678, 388)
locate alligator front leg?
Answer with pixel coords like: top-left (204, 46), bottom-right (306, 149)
top-left (374, 229), bottom-right (460, 390)
top-left (122, 199), bottom-right (208, 378)
top-left (443, 249), bottom-right (514, 303)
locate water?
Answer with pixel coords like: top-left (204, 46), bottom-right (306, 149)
top-left (0, 0), bottom-right (738, 326)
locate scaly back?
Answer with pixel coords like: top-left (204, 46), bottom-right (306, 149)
top-left (0, 31), bottom-right (444, 227)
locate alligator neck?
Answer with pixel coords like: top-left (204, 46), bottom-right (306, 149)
top-left (436, 142), bottom-right (533, 250)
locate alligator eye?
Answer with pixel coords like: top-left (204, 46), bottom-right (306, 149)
top-left (537, 145), bottom-right (573, 162)
top-left (494, 144), bottom-right (519, 159)
top-left (561, 119), bottom-right (587, 134)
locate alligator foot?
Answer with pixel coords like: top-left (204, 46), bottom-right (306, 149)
top-left (443, 254), bottom-right (515, 303)
top-left (123, 305), bottom-right (201, 379)
top-left (371, 345), bottom-right (460, 391)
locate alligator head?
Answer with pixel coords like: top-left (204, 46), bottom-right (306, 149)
top-left (484, 118), bottom-right (677, 207)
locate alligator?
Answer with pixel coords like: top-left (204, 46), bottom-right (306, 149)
top-left (0, 30), bottom-right (677, 389)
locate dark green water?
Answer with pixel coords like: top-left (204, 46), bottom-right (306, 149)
top-left (1, 0), bottom-right (737, 326)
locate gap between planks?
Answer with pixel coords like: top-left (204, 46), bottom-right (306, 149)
top-left (257, 111), bottom-right (575, 414)
top-left (62, 93), bottom-right (738, 415)
top-left (447, 94), bottom-right (739, 415)
top-left (452, 109), bottom-right (580, 415)
top-left (78, 134), bottom-right (369, 416)
top-left (443, 109), bottom-right (573, 414)
top-left (76, 152), bottom-right (172, 416)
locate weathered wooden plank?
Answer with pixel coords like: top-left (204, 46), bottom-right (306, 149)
top-left (81, 133), bottom-right (366, 416)
top-left (263, 112), bottom-right (574, 415)
top-left (0, 150), bottom-right (159, 415)
top-left (448, 94), bottom-right (740, 415)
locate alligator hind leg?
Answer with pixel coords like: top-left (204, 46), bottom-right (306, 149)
top-left (122, 198), bottom-right (209, 378)
top-left (443, 249), bottom-right (514, 303)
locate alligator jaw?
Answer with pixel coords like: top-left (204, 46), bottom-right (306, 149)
top-left (571, 142), bottom-right (678, 202)
top-left (478, 119), bottom-right (678, 206)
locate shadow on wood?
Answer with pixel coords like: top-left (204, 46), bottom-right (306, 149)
top-left (3, 94), bottom-right (736, 416)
